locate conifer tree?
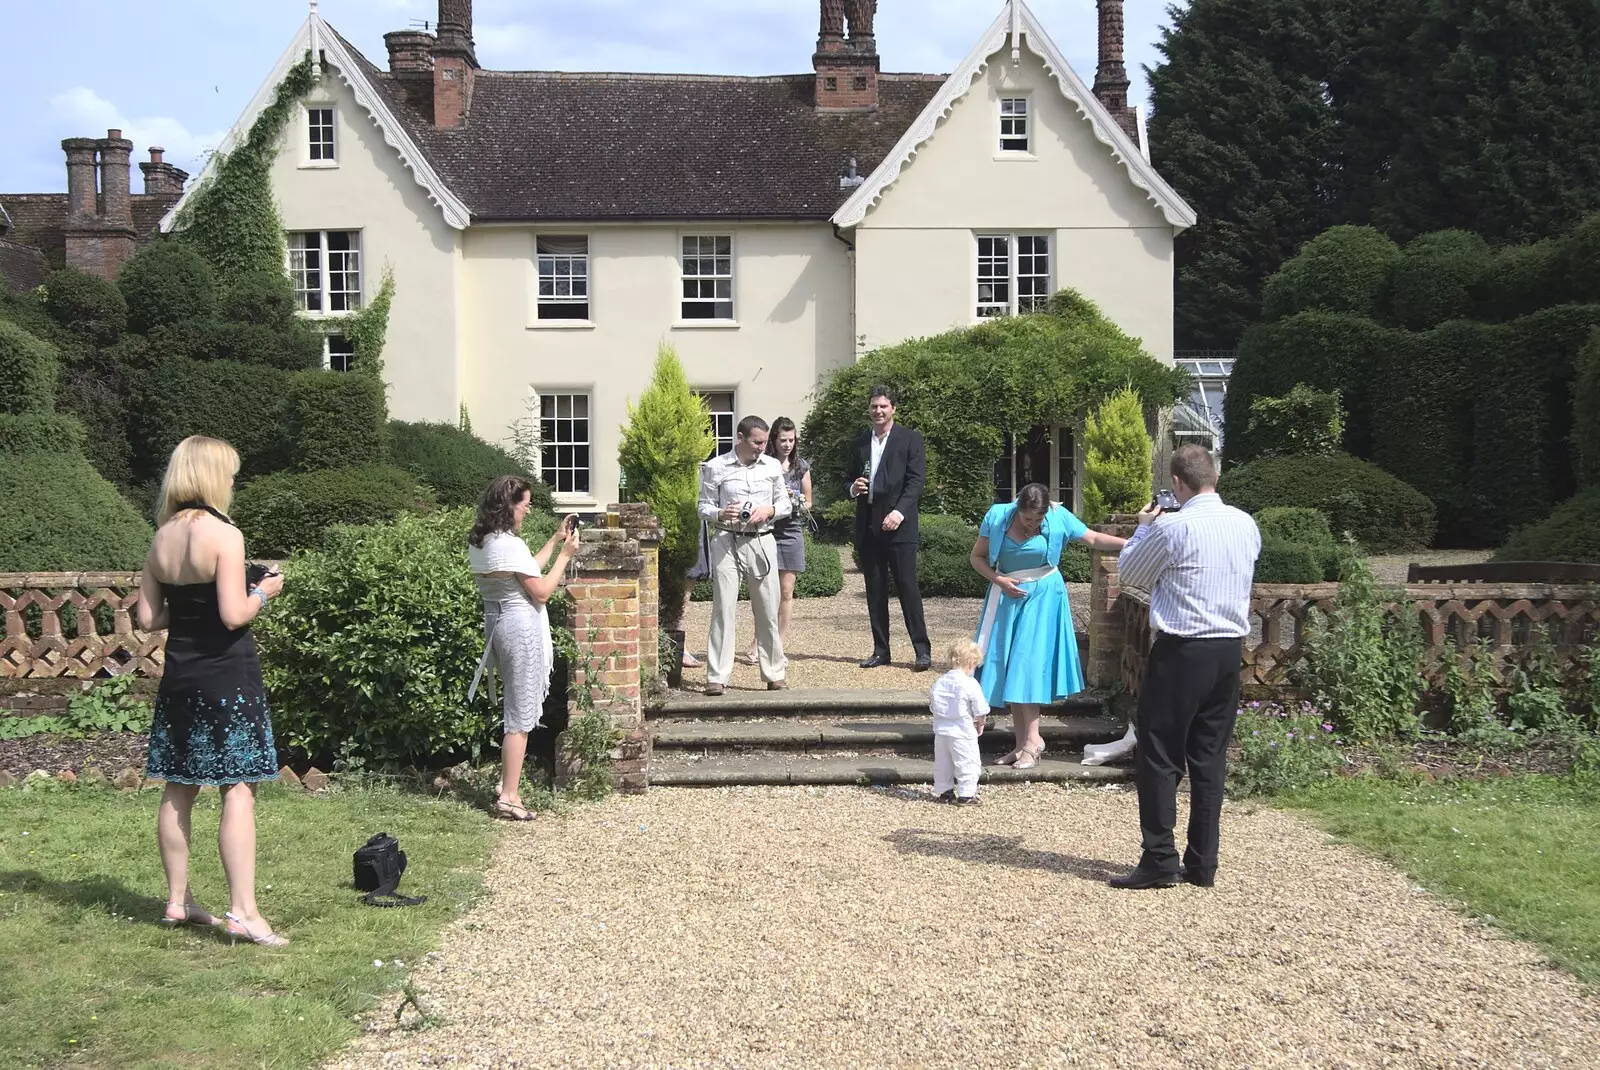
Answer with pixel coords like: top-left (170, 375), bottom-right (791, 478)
top-left (1080, 387), bottom-right (1153, 524)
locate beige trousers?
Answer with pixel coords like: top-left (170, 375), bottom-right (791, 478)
top-left (706, 530), bottom-right (786, 685)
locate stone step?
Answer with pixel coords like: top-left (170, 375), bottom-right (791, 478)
top-left (650, 713), bottom-right (1124, 752)
top-left (649, 687), bottom-right (1107, 722)
top-left (647, 751), bottom-right (1131, 787)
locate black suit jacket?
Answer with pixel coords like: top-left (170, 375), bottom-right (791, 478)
top-left (847, 425), bottom-right (926, 546)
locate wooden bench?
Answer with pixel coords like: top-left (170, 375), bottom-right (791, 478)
top-left (1405, 561), bottom-right (1600, 584)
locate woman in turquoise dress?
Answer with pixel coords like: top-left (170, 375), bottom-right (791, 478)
top-left (969, 484), bottom-right (1127, 769)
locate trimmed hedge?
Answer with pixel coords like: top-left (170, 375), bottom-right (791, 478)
top-left (0, 412), bottom-right (87, 455)
top-left (117, 240), bottom-right (217, 334)
top-left (142, 318), bottom-right (323, 370)
top-left (1387, 230), bottom-right (1490, 330)
top-left (388, 420), bottom-right (545, 509)
top-left (0, 451), bottom-right (152, 571)
top-left (1253, 537), bottom-right (1323, 584)
top-left (129, 356), bottom-right (292, 479)
top-left (1219, 453), bottom-right (1435, 553)
top-left (690, 533), bottom-right (845, 602)
top-left (1575, 330), bottom-right (1600, 486)
top-left (1260, 226), bottom-right (1400, 323)
top-left (1487, 238), bottom-right (1564, 321)
top-left (58, 367), bottom-right (136, 489)
top-left (0, 319), bottom-right (59, 416)
top-left (286, 371), bottom-right (388, 472)
top-left (43, 268), bottom-right (127, 346)
top-left (221, 270), bottom-right (297, 326)
top-left (913, 514), bottom-right (988, 598)
top-left (232, 464), bottom-right (433, 558)
top-left (1494, 489), bottom-right (1600, 564)
top-left (1256, 506), bottom-right (1334, 547)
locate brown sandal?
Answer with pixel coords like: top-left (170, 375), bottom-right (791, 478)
top-left (492, 799), bottom-right (537, 822)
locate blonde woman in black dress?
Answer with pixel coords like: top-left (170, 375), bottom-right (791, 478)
top-left (136, 436), bottom-right (286, 946)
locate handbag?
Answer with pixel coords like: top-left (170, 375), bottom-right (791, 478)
top-left (686, 519), bottom-right (712, 582)
top-left (352, 832), bottom-right (427, 908)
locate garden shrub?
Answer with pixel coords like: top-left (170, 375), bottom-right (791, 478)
top-left (617, 343), bottom-right (715, 632)
top-left (1252, 537), bottom-right (1323, 584)
top-left (129, 356), bottom-right (291, 479)
top-left (1246, 384), bottom-right (1344, 458)
top-left (1080, 386), bottom-right (1152, 525)
top-left (1259, 225), bottom-right (1400, 323)
top-left (1255, 506), bottom-right (1334, 547)
top-left (1487, 238), bottom-right (1563, 320)
top-left (42, 268), bottom-right (127, 346)
top-left (690, 534), bottom-right (845, 602)
top-left (1254, 509), bottom-right (1345, 582)
top-left (1061, 541), bottom-right (1092, 583)
top-left (1224, 312), bottom-right (1391, 466)
top-left (232, 464), bottom-right (433, 558)
top-left (0, 451), bottom-right (151, 571)
top-left (1575, 330), bottom-right (1600, 486)
top-left (0, 412), bottom-right (85, 455)
top-left (1228, 700), bottom-right (1343, 797)
top-left (221, 269), bottom-right (297, 326)
top-left (804, 292), bottom-right (1186, 522)
top-left (286, 370), bottom-right (388, 472)
top-left (1219, 453), bottom-right (1435, 553)
top-left (387, 420), bottom-right (542, 509)
top-left (0, 319), bottom-right (59, 416)
top-left (1387, 230), bottom-right (1491, 329)
top-left (1298, 557), bottom-right (1426, 742)
top-left (256, 508), bottom-right (562, 767)
top-left (117, 240), bottom-right (218, 333)
top-left (1561, 211), bottom-right (1600, 305)
top-left (914, 514), bottom-right (988, 598)
top-left (1494, 488), bottom-right (1600, 563)
top-left (57, 367), bottom-right (136, 489)
top-left (143, 317), bottom-right (323, 370)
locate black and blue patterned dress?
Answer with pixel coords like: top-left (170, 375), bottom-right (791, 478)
top-left (145, 582), bottom-right (279, 786)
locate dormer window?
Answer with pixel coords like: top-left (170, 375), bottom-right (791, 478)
top-left (307, 107), bottom-right (336, 164)
top-left (1000, 97), bottom-right (1030, 153)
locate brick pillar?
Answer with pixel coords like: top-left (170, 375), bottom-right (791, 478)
top-left (1086, 519), bottom-right (1137, 689)
top-left (562, 527), bottom-right (650, 793)
top-left (610, 503), bottom-right (662, 686)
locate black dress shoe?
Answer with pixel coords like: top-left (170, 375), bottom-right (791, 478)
top-left (1179, 866), bottom-right (1215, 888)
top-left (911, 655), bottom-right (933, 672)
top-left (1108, 867), bottom-right (1180, 890)
top-left (859, 654), bottom-right (892, 668)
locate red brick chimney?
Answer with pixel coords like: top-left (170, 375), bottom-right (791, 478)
top-left (1093, 0), bottom-right (1139, 140)
top-left (814, 0), bottom-right (879, 112)
top-left (386, 30), bottom-right (436, 74)
top-left (61, 129), bottom-right (137, 280)
top-left (432, 0), bottom-right (478, 128)
top-left (139, 147), bottom-right (189, 197)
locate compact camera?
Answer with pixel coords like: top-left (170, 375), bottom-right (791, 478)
top-left (738, 500), bottom-right (754, 523)
top-left (1155, 490), bottom-right (1181, 513)
top-left (565, 513), bottom-right (584, 533)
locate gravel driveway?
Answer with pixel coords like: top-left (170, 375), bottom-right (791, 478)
top-left (330, 785), bottom-right (1600, 1069)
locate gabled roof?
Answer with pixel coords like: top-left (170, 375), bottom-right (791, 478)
top-left (158, 14), bottom-right (472, 232)
top-left (0, 238), bottom-right (49, 294)
top-left (831, 0), bottom-right (1197, 232)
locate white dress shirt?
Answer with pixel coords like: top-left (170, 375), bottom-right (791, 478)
top-left (1116, 492), bottom-right (1261, 638)
top-left (697, 450), bottom-right (791, 533)
top-left (867, 427), bottom-right (891, 504)
top-left (929, 669), bottom-right (990, 739)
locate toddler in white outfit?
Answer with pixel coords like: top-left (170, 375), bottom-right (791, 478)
top-left (929, 639), bottom-right (990, 804)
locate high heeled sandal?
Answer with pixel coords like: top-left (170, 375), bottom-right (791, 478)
top-left (225, 912), bottom-right (289, 947)
top-left (159, 901), bottom-right (222, 928)
top-left (993, 750), bottom-right (1021, 766)
top-left (1014, 743), bottom-right (1046, 771)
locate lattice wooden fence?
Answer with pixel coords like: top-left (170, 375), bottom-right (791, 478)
top-left (1, 573), bottom-right (165, 681)
top-left (1118, 583), bottom-right (1600, 697)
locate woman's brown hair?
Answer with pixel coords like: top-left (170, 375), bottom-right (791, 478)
top-left (1016, 482), bottom-right (1052, 514)
top-left (765, 416), bottom-right (800, 464)
top-left (469, 476), bottom-right (534, 548)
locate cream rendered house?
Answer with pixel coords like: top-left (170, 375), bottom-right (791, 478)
top-left (162, 0), bottom-right (1193, 513)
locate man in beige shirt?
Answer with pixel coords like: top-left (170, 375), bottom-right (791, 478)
top-left (697, 416), bottom-right (791, 695)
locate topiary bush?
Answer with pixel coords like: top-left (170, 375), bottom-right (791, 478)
top-left (1256, 506), bottom-right (1335, 547)
top-left (129, 356), bottom-right (291, 479)
top-left (1494, 489), bottom-right (1600, 564)
top-left (256, 509), bottom-right (544, 767)
top-left (58, 367), bottom-right (136, 490)
top-left (42, 268), bottom-right (127, 346)
top-left (221, 270), bottom-right (297, 326)
top-left (118, 240), bottom-right (218, 334)
top-left (690, 534), bottom-right (846, 602)
top-left (286, 370), bottom-right (388, 472)
top-left (0, 319), bottom-right (59, 416)
top-left (1080, 386), bottom-right (1152, 525)
top-left (1575, 330), bottom-right (1600, 487)
top-left (232, 464), bottom-right (433, 558)
top-left (804, 292), bottom-right (1186, 523)
top-left (387, 420), bottom-right (543, 509)
top-left (142, 317), bottom-right (322, 370)
top-left (1487, 238), bottom-right (1564, 321)
top-left (0, 452), bottom-right (151, 571)
top-left (1253, 537), bottom-right (1323, 584)
top-left (1387, 230), bottom-right (1491, 330)
top-left (0, 412), bottom-right (87, 455)
top-left (1220, 453), bottom-right (1435, 553)
top-left (1260, 226), bottom-right (1400, 323)
top-left (1246, 384), bottom-right (1344, 458)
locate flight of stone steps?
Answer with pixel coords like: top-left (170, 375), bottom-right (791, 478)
top-left (647, 688), bottom-right (1132, 788)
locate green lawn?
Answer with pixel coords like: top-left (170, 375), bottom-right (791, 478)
top-left (0, 782), bottom-right (497, 1070)
top-left (1283, 774), bottom-right (1600, 986)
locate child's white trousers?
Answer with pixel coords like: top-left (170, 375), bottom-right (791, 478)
top-left (933, 732), bottom-right (981, 797)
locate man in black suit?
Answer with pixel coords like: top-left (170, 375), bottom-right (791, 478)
top-left (847, 384), bottom-right (932, 671)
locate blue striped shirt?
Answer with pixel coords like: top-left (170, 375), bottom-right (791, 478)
top-left (1116, 492), bottom-right (1260, 639)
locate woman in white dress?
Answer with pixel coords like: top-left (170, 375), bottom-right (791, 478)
top-left (467, 476), bottom-right (578, 821)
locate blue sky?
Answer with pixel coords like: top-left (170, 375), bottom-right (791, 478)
top-left (0, 0), bottom-right (1175, 193)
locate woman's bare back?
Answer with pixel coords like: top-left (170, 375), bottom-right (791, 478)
top-left (147, 512), bottom-right (238, 587)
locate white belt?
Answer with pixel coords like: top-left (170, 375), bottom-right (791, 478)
top-left (975, 565), bottom-right (1059, 659)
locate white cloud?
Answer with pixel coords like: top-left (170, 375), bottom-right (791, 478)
top-left (48, 87), bottom-right (228, 181)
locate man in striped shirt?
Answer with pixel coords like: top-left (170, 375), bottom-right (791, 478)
top-left (1109, 445), bottom-right (1260, 890)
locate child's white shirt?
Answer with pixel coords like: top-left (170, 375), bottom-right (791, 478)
top-left (929, 669), bottom-right (990, 739)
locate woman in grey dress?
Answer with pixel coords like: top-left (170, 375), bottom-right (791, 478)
top-left (743, 417), bottom-right (812, 664)
top-left (467, 476), bottom-right (578, 821)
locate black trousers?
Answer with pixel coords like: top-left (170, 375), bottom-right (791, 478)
top-left (859, 534), bottom-right (930, 660)
top-left (1134, 634), bottom-right (1242, 876)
